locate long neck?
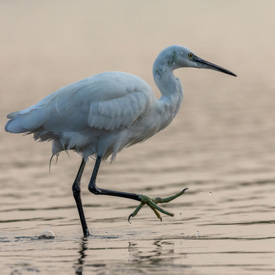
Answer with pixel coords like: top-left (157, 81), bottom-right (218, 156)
top-left (153, 61), bottom-right (184, 131)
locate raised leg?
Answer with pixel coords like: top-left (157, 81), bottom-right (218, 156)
top-left (88, 156), bottom-right (188, 222)
top-left (72, 159), bottom-right (90, 237)
top-left (88, 156), bottom-right (141, 201)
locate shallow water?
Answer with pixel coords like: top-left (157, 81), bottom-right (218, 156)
top-left (1, 1), bottom-right (275, 274)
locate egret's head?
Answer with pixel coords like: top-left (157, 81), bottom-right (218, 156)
top-left (154, 45), bottom-right (236, 77)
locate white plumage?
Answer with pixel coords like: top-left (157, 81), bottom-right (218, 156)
top-left (5, 71), bottom-right (174, 161)
top-left (5, 45), bottom-right (236, 236)
top-left (5, 46), bottom-right (235, 163)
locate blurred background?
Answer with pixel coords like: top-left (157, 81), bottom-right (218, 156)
top-left (1, 0), bottom-right (275, 179)
top-left (0, 1), bottom-right (275, 274)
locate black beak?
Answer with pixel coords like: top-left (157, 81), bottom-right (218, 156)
top-left (194, 56), bottom-right (237, 77)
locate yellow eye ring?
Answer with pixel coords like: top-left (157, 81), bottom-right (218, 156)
top-left (188, 53), bottom-right (193, 59)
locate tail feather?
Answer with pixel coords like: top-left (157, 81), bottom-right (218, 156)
top-left (7, 111), bottom-right (19, 119)
top-left (5, 108), bottom-right (48, 134)
top-left (5, 116), bottom-right (26, 133)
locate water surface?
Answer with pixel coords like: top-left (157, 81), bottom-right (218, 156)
top-left (1, 1), bottom-right (275, 274)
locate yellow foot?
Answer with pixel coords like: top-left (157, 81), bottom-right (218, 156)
top-left (128, 188), bottom-right (188, 222)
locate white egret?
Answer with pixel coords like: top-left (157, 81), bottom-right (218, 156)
top-left (5, 45), bottom-right (236, 236)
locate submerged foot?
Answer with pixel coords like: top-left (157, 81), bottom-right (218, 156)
top-left (128, 188), bottom-right (188, 222)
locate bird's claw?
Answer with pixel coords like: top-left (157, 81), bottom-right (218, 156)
top-left (128, 188), bottom-right (188, 223)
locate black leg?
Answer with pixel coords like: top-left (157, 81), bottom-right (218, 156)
top-left (72, 159), bottom-right (90, 237)
top-left (88, 155), bottom-right (188, 223)
top-left (88, 156), bottom-right (141, 201)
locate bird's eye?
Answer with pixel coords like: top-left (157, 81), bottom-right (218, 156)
top-left (188, 53), bottom-right (193, 59)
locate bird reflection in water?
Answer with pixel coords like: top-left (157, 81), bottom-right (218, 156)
top-left (73, 237), bottom-right (88, 275)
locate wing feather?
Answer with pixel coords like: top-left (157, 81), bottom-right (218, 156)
top-left (88, 91), bottom-right (149, 131)
top-left (6, 72), bottom-right (154, 134)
